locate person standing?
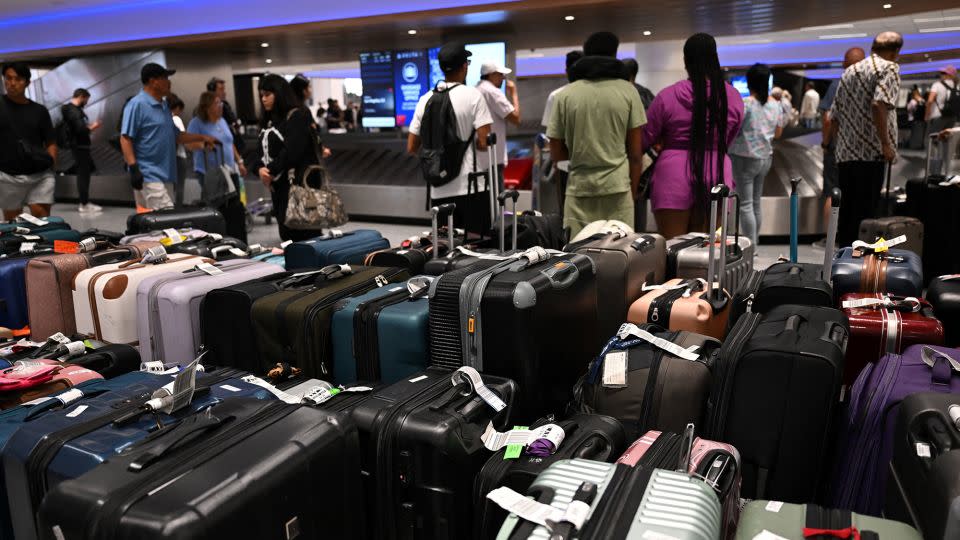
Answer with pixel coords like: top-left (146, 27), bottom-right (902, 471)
top-left (829, 31), bottom-right (903, 247)
top-left (540, 50), bottom-right (583, 214)
top-left (61, 88), bottom-right (103, 213)
top-left (729, 63), bottom-right (784, 246)
top-left (800, 82), bottom-right (821, 129)
top-left (476, 60), bottom-right (521, 190)
top-left (642, 33), bottom-right (744, 239)
top-left (167, 93), bottom-right (189, 206)
top-left (121, 63), bottom-right (216, 210)
top-left (408, 42), bottom-right (493, 234)
top-left (207, 77), bottom-right (244, 153)
top-left (541, 51), bottom-right (583, 130)
top-left (0, 62), bottom-right (57, 220)
top-left (926, 66), bottom-right (958, 168)
top-left (622, 58), bottom-right (656, 110)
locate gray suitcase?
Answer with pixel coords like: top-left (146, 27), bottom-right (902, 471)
top-left (668, 232), bottom-right (754, 291)
top-left (858, 216), bottom-right (924, 257)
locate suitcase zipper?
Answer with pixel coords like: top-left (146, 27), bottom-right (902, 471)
top-left (647, 284), bottom-right (687, 324)
top-left (354, 287), bottom-right (412, 381)
top-left (707, 312), bottom-right (761, 437)
top-left (739, 271), bottom-right (763, 312)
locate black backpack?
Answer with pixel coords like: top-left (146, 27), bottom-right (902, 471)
top-left (941, 81), bottom-right (960, 118)
top-left (418, 83), bottom-right (474, 188)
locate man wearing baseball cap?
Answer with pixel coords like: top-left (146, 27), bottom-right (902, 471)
top-left (926, 65), bottom-right (958, 141)
top-left (120, 62), bottom-right (216, 209)
top-left (476, 59), bottom-right (521, 189)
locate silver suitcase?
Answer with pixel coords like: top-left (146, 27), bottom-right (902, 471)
top-left (667, 232), bottom-right (754, 291)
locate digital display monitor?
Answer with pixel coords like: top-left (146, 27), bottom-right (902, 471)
top-left (730, 74), bottom-right (774, 98)
top-left (359, 50), bottom-right (396, 128)
top-left (427, 42), bottom-right (506, 90)
top-left (393, 49), bottom-right (431, 127)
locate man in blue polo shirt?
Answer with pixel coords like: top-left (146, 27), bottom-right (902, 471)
top-left (121, 63), bottom-right (216, 209)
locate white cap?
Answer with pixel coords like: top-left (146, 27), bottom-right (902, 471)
top-left (480, 60), bottom-right (512, 76)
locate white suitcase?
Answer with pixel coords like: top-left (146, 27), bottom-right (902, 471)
top-left (72, 252), bottom-right (213, 343)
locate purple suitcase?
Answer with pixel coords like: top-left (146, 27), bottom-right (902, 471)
top-left (830, 344), bottom-right (960, 515)
top-left (136, 259), bottom-right (284, 367)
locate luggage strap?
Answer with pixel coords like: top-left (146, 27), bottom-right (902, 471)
top-left (802, 505), bottom-right (879, 540)
top-left (840, 295), bottom-right (922, 312)
top-left (921, 346), bottom-right (960, 385)
top-left (481, 422), bottom-right (565, 453)
top-left (641, 278), bottom-right (707, 298)
top-left (616, 323), bottom-right (701, 361)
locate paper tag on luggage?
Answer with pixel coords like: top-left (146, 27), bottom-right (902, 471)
top-left (18, 213), bottom-right (48, 226)
top-left (229, 247), bottom-right (246, 257)
top-left (481, 422), bottom-right (565, 453)
top-left (602, 351), bottom-right (628, 387)
top-left (196, 262), bottom-right (224, 275)
top-left (616, 323), bottom-right (701, 362)
top-left (239, 375), bottom-right (304, 404)
top-left (916, 442), bottom-right (932, 458)
top-left (163, 228), bottom-right (183, 244)
top-left (486, 486), bottom-right (564, 527)
top-left (281, 240), bottom-right (293, 248)
top-left (19, 242), bottom-right (36, 253)
top-left (851, 235), bottom-right (905, 253)
top-left (452, 366), bottom-right (506, 412)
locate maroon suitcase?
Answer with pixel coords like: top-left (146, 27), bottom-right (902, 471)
top-left (840, 292), bottom-right (945, 386)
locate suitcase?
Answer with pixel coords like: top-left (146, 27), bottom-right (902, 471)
top-left (284, 228), bottom-right (389, 268)
top-left (0, 215), bottom-right (66, 234)
top-left (72, 250), bottom-right (214, 343)
top-left (331, 276), bottom-right (431, 385)
top-left (64, 343), bottom-right (140, 379)
top-left (493, 458), bottom-right (722, 540)
top-left (859, 216), bottom-right (924, 257)
top-left (830, 344), bottom-right (960, 515)
top-left (570, 323), bottom-right (720, 440)
top-left (119, 227), bottom-right (209, 245)
top-left (251, 249), bottom-right (287, 267)
top-left (841, 293), bottom-right (944, 385)
top-left (736, 501), bottom-right (921, 540)
top-left (428, 247), bottom-right (599, 418)
top-left (905, 151), bottom-right (960, 283)
top-left (886, 391), bottom-right (960, 540)
top-left (365, 204), bottom-right (455, 275)
top-left (169, 234), bottom-right (249, 260)
top-left (251, 264), bottom-right (409, 379)
top-left (36, 398), bottom-right (363, 540)
top-left (706, 304), bottom-right (848, 502)
top-left (423, 188), bottom-right (519, 276)
top-left (0, 256), bottom-right (42, 330)
top-left (928, 275), bottom-right (960, 346)
top-left (136, 258), bottom-right (285, 367)
top-left (473, 413), bottom-right (626, 540)
top-left (125, 206), bottom-right (226, 235)
top-left (564, 226), bottom-right (667, 339)
top-left (0, 359), bottom-right (102, 409)
top-left (25, 243), bottom-right (158, 339)
top-left (0, 221), bottom-right (80, 253)
top-left (832, 245), bottom-right (924, 299)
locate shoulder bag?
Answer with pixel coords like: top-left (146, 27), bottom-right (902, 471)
top-left (284, 108), bottom-right (348, 230)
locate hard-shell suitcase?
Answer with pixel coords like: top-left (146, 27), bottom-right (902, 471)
top-left (928, 275), bottom-right (960, 346)
top-left (905, 177), bottom-right (960, 283)
top-left (0, 255), bottom-right (44, 331)
top-left (0, 360), bottom-right (102, 409)
top-left (735, 501), bottom-right (920, 540)
top-left (72, 250), bottom-right (214, 343)
top-left (666, 192), bottom-right (753, 289)
top-left (119, 227), bottom-right (209, 245)
top-left (331, 276), bottom-right (430, 384)
top-left (706, 304), bottom-right (848, 502)
top-left (251, 264), bottom-right (408, 379)
top-left (26, 243), bottom-right (158, 339)
top-left (37, 398), bottom-right (363, 540)
top-left (365, 204), bottom-right (454, 275)
top-left (136, 258), bottom-right (285, 367)
top-left (564, 226), bottom-right (667, 338)
top-left (284, 229), bottom-right (389, 268)
top-left (168, 234), bottom-right (248, 260)
top-left (841, 293), bottom-right (944, 385)
top-left (125, 206), bottom-right (226, 235)
top-left (570, 323), bottom-right (720, 440)
top-left (830, 345), bottom-right (960, 515)
top-left (859, 216), bottom-right (924, 257)
top-left (831, 245), bottom-right (924, 299)
top-left (428, 246), bottom-right (598, 418)
top-left (886, 391), bottom-right (960, 540)
top-left (474, 413), bottom-right (626, 540)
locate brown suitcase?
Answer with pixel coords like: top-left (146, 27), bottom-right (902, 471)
top-left (626, 185), bottom-right (732, 340)
top-left (25, 242), bottom-right (158, 339)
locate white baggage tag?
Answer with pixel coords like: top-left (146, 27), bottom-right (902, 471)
top-left (239, 375), bottom-right (302, 404)
top-left (601, 351), bottom-right (628, 388)
top-left (49, 333), bottom-right (71, 345)
top-left (62, 341), bottom-right (86, 358)
top-left (301, 384), bottom-right (373, 406)
top-left (764, 501), bottom-right (783, 512)
top-left (55, 388), bottom-right (84, 405)
top-left (229, 247), bottom-right (246, 257)
top-left (65, 405), bottom-right (88, 418)
top-left (408, 375), bottom-right (428, 383)
top-left (616, 323), bottom-right (701, 362)
top-left (486, 486), bottom-right (563, 527)
top-left (753, 530), bottom-right (790, 540)
top-left (18, 235), bottom-right (41, 241)
top-left (19, 242), bottom-right (36, 253)
top-left (453, 366), bottom-right (506, 412)
top-left (916, 442), bottom-right (932, 458)
top-left (208, 233), bottom-right (223, 241)
top-left (481, 422), bottom-right (565, 452)
top-left (248, 243), bottom-right (263, 252)
top-left (163, 228), bottom-right (183, 244)
top-left (18, 213), bottom-right (47, 226)
top-left (195, 262), bottom-right (224, 275)
top-left (851, 235), bottom-right (906, 253)
top-left (146, 358), bottom-right (200, 414)
top-left (281, 240), bottom-right (293, 248)
top-left (641, 531), bottom-right (682, 540)
top-left (140, 361), bottom-right (167, 373)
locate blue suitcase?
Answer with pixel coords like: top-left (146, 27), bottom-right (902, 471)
top-left (0, 216), bottom-right (66, 234)
top-left (2, 368), bottom-right (280, 540)
top-left (251, 251), bottom-right (286, 267)
top-left (831, 247), bottom-right (923, 299)
top-left (0, 257), bottom-right (34, 330)
top-left (331, 277), bottom-right (430, 384)
top-left (284, 229), bottom-right (389, 268)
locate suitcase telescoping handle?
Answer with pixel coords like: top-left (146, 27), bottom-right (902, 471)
top-left (706, 184), bottom-right (730, 304)
top-left (789, 177), bottom-right (802, 263)
top-left (430, 203), bottom-right (456, 260)
top-left (487, 133), bottom-right (501, 223)
top-left (498, 189), bottom-right (520, 252)
top-left (822, 187), bottom-right (841, 280)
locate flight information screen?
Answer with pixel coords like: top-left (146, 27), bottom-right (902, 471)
top-left (359, 50), bottom-right (396, 128)
top-left (393, 49), bottom-right (430, 127)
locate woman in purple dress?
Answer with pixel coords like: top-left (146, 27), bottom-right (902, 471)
top-left (643, 33), bottom-right (744, 238)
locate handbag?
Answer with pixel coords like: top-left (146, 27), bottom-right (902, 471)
top-left (200, 144), bottom-right (236, 208)
top-left (0, 98), bottom-right (54, 174)
top-left (284, 108), bottom-right (347, 230)
top-left (636, 146), bottom-right (658, 200)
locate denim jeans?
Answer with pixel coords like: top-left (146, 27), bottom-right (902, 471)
top-left (731, 153), bottom-right (773, 246)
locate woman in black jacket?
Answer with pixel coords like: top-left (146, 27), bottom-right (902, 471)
top-left (256, 74), bottom-right (323, 241)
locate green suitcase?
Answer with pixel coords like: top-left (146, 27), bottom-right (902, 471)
top-left (736, 500), bottom-right (921, 540)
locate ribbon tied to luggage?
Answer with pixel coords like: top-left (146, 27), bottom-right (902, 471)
top-left (452, 366), bottom-right (506, 412)
top-left (851, 235), bottom-right (906, 254)
top-left (840, 295), bottom-right (922, 312)
top-left (801, 526), bottom-right (864, 540)
top-left (481, 422), bottom-right (565, 457)
top-left (615, 323), bottom-right (702, 362)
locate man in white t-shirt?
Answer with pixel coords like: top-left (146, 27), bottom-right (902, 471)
top-left (476, 60), bottom-right (520, 189)
top-left (541, 51), bottom-right (584, 130)
top-left (800, 82), bottom-right (820, 128)
top-left (927, 66), bottom-right (958, 133)
top-left (409, 43), bottom-right (493, 234)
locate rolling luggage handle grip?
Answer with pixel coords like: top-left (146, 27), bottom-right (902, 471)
top-left (822, 188), bottom-right (841, 280)
top-left (499, 189), bottom-right (520, 252)
top-left (127, 410), bottom-right (234, 472)
top-left (706, 184), bottom-right (731, 311)
top-left (430, 203), bottom-right (457, 260)
top-left (488, 133), bottom-right (501, 224)
top-left (790, 177), bottom-right (802, 263)
top-left (315, 264), bottom-right (352, 282)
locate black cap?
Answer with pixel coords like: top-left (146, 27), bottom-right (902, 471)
top-left (438, 42), bottom-right (472, 73)
top-left (141, 62), bottom-right (176, 84)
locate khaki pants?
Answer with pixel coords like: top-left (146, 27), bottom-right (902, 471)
top-left (563, 191), bottom-right (635, 240)
top-left (134, 182), bottom-right (174, 210)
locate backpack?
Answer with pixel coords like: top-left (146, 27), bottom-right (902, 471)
top-left (941, 81), bottom-right (960, 118)
top-left (417, 83), bottom-right (474, 188)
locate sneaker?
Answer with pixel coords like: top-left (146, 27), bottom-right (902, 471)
top-left (78, 203), bottom-right (102, 214)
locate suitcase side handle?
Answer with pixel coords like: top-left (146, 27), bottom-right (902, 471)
top-left (127, 409), bottom-right (233, 472)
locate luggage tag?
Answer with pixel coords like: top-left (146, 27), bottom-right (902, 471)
top-left (228, 247), bottom-right (246, 257)
top-left (162, 228), bottom-right (184, 245)
top-left (16, 234), bottom-right (41, 241)
top-left (601, 351), bottom-right (628, 388)
top-left (939, 175), bottom-right (960, 187)
top-left (53, 240), bottom-right (80, 254)
top-left (239, 374), bottom-right (306, 404)
top-left (616, 323), bottom-right (701, 362)
top-left (280, 240), bottom-right (293, 248)
top-left (753, 530), bottom-right (790, 540)
top-left (452, 366), bottom-right (506, 412)
top-left (145, 356), bottom-right (201, 414)
top-left (300, 383), bottom-right (373, 406)
top-left (195, 262), bottom-right (224, 276)
top-left (17, 213), bottom-right (48, 226)
top-left (19, 242), bottom-right (36, 253)
top-left (851, 235), bottom-right (906, 254)
top-left (488, 483), bottom-right (596, 534)
top-left (141, 246), bottom-right (168, 264)
top-left (481, 422), bottom-right (565, 458)
top-left (77, 237), bottom-right (98, 253)
top-left (841, 295), bottom-right (921, 312)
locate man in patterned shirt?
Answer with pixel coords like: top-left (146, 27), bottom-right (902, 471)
top-left (829, 31), bottom-right (903, 246)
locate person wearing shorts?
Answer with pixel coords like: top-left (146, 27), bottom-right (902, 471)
top-left (0, 62), bottom-right (57, 221)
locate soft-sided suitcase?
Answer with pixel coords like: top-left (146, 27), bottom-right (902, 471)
top-left (859, 215), bottom-right (924, 257)
top-left (830, 345), bottom-right (960, 515)
top-left (251, 264), bottom-right (408, 379)
top-left (831, 245), bottom-right (924, 299)
top-left (284, 228), bottom-right (389, 268)
top-left (706, 304), bottom-right (848, 502)
top-left (473, 413), bottom-right (626, 540)
top-left (840, 293), bottom-right (944, 385)
top-left (125, 206), bottom-right (226, 235)
top-left (886, 391), bottom-right (960, 540)
top-left (0, 215), bottom-right (65, 234)
top-left (26, 243), bottom-right (157, 339)
top-left (570, 322), bottom-right (720, 441)
top-left (37, 398), bottom-right (363, 540)
top-left (928, 275), bottom-right (960, 346)
top-left (169, 234), bottom-right (248, 260)
top-left (905, 178), bottom-right (960, 284)
top-left (65, 343), bottom-right (140, 379)
top-left (0, 360), bottom-right (102, 409)
top-left (136, 258), bottom-right (285, 367)
top-left (331, 276), bottom-right (430, 384)
top-left (564, 227), bottom-right (667, 338)
top-left (735, 501), bottom-right (920, 540)
top-left (72, 250), bottom-right (214, 343)
top-left (428, 247), bottom-right (598, 419)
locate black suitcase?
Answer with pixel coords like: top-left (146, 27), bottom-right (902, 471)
top-left (859, 216), bottom-right (924, 257)
top-left (905, 179), bottom-right (960, 283)
top-left (886, 391), bottom-right (960, 540)
top-left (170, 234), bottom-right (248, 260)
top-left (366, 203), bottom-right (455, 275)
top-left (473, 413), bottom-right (625, 540)
top-left (125, 206), bottom-right (226, 235)
top-left (927, 276), bottom-right (960, 347)
top-left (37, 399), bottom-right (364, 540)
top-left (423, 190), bottom-right (518, 276)
top-left (706, 304), bottom-right (848, 502)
